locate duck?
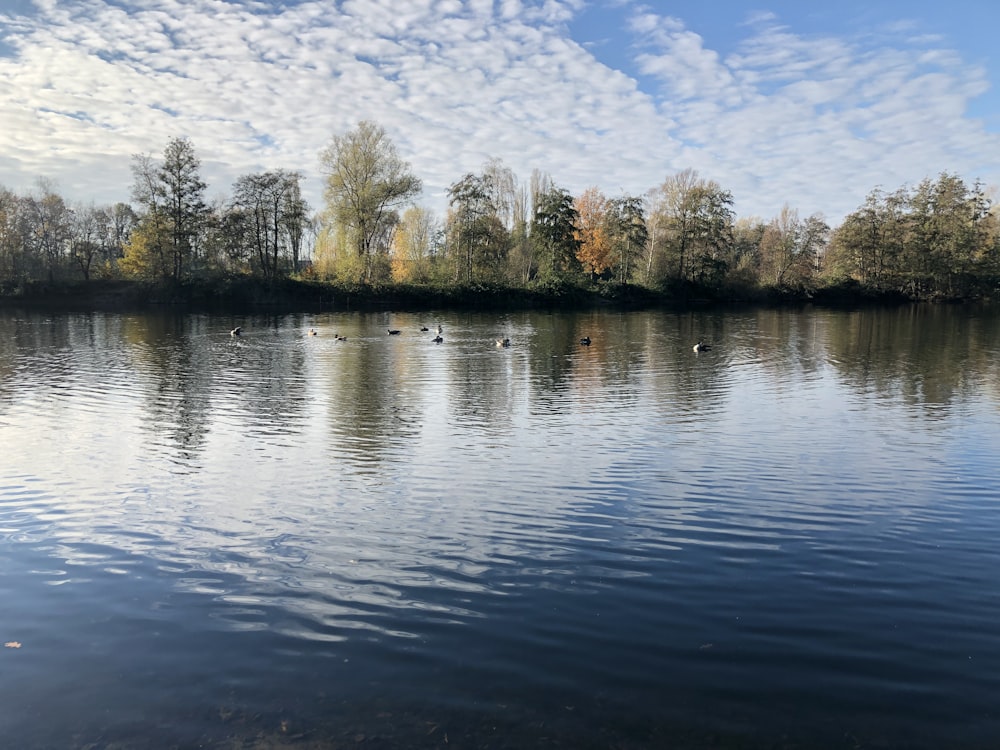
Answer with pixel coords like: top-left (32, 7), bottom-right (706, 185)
top-left (420, 326), bottom-right (429, 332)
top-left (579, 336), bottom-right (591, 346)
top-left (230, 326), bottom-right (242, 337)
top-left (436, 324), bottom-right (443, 335)
top-left (693, 340), bottom-right (711, 352)
top-left (388, 328), bottom-right (401, 335)
top-left (308, 328), bottom-right (317, 336)
top-left (433, 335), bottom-right (444, 344)
top-left (496, 338), bottom-right (511, 348)
top-left (334, 334), bottom-right (347, 342)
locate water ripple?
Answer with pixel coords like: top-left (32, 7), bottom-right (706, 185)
top-left (3, 309), bottom-right (1000, 749)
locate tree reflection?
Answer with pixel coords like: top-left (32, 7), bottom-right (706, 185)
top-left (124, 313), bottom-right (213, 465)
top-left (217, 314), bottom-right (310, 435)
top-left (820, 305), bottom-right (1000, 415)
top-left (320, 313), bottom-right (424, 470)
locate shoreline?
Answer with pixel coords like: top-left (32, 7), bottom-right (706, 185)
top-left (0, 277), bottom-right (979, 314)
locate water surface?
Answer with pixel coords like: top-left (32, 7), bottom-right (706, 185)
top-left (1, 306), bottom-right (999, 748)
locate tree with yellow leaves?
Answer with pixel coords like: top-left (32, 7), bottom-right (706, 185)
top-left (391, 206), bottom-right (439, 282)
top-left (119, 214), bottom-right (172, 280)
top-left (574, 187), bottom-right (614, 279)
top-left (319, 121), bottom-right (422, 284)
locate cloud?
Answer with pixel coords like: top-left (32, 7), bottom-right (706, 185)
top-left (627, 9), bottom-right (999, 218)
top-left (0, 0), bottom-right (996, 224)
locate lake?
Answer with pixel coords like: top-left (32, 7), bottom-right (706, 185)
top-left (1, 304), bottom-right (999, 749)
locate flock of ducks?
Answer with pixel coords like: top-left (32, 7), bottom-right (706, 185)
top-left (234, 324), bottom-right (713, 353)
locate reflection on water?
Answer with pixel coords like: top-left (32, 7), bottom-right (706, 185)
top-left (1, 306), bottom-right (999, 749)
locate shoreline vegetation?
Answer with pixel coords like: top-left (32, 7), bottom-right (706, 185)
top-left (0, 276), bottom-right (958, 314)
top-left (3, 122), bottom-right (998, 309)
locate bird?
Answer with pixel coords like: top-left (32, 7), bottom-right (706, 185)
top-left (335, 334), bottom-right (347, 342)
top-left (388, 328), bottom-right (401, 335)
top-left (496, 338), bottom-right (511, 348)
top-left (433, 335), bottom-right (444, 344)
top-left (579, 336), bottom-right (591, 346)
top-left (230, 327), bottom-right (242, 337)
top-left (420, 326), bottom-right (429, 332)
top-left (308, 328), bottom-right (317, 336)
top-left (693, 340), bottom-right (711, 352)
top-left (436, 324), bottom-right (443, 335)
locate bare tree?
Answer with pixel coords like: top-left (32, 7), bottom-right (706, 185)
top-left (25, 179), bottom-right (73, 282)
top-left (232, 170), bottom-right (309, 279)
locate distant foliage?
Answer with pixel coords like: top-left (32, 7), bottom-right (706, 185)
top-left (825, 173), bottom-right (999, 299)
top-left (1, 127), bottom-right (997, 303)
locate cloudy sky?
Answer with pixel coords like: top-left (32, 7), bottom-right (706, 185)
top-left (1, 0), bottom-right (997, 223)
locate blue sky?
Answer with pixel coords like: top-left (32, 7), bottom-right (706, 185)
top-left (1, 0), bottom-right (997, 224)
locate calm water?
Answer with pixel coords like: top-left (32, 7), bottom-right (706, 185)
top-left (1, 305), bottom-right (999, 749)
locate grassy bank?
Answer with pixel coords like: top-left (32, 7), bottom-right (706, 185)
top-left (0, 276), bottom-right (973, 313)
top-left (0, 277), bottom-right (693, 312)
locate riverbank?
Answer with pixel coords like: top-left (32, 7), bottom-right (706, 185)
top-left (0, 276), bottom-right (959, 313)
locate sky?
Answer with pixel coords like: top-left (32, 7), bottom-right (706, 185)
top-left (1, 0), bottom-right (998, 225)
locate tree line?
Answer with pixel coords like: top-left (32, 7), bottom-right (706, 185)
top-left (2, 120), bottom-right (998, 301)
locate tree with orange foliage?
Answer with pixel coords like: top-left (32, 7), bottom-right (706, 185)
top-left (574, 187), bottom-right (613, 278)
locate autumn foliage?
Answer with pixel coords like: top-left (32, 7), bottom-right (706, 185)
top-left (574, 187), bottom-right (614, 277)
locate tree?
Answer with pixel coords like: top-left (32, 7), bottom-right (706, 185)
top-left (446, 171), bottom-right (510, 283)
top-left (500, 169), bottom-right (554, 283)
top-left (646, 169), bottom-right (734, 287)
top-left (508, 183), bottom-right (534, 284)
top-left (24, 180), bottom-right (73, 282)
top-left (319, 120), bottom-right (422, 283)
top-left (159, 137), bottom-right (208, 279)
top-left (481, 158), bottom-right (519, 233)
top-left (204, 201), bottom-right (254, 274)
top-left (448, 172), bottom-right (489, 283)
top-left (607, 195), bottom-right (647, 284)
top-left (800, 214), bottom-right (831, 278)
top-left (98, 202), bottom-right (137, 271)
top-left (532, 186), bottom-right (581, 282)
top-left (231, 170), bottom-right (309, 279)
top-left (69, 204), bottom-right (103, 280)
top-left (126, 152), bottom-right (170, 280)
top-left (391, 206), bottom-right (439, 282)
top-left (119, 214), bottom-right (172, 280)
top-left (574, 187), bottom-right (613, 279)
top-left (828, 188), bottom-right (903, 290)
top-left (130, 137), bottom-right (208, 281)
top-left (758, 205), bottom-right (829, 288)
top-left (725, 216), bottom-right (765, 288)
top-left (905, 173), bottom-right (993, 297)
top-left (0, 187), bottom-right (28, 281)
top-left (283, 179), bottom-right (310, 273)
